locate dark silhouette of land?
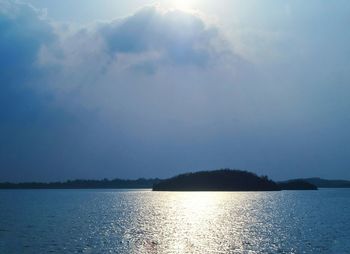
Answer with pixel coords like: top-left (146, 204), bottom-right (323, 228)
top-left (0, 178), bottom-right (161, 189)
top-left (4, 169), bottom-right (350, 190)
top-left (277, 179), bottom-right (318, 190)
top-left (299, 178), bottom-right (350, 188)
top-left (152, 169), bottom-right (282, 191)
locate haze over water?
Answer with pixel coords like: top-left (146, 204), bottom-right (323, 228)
top-left (1, 189), bottom-right (349, 253)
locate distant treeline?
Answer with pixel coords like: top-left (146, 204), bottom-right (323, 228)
top-left (0, 178), bottom-right (161, 189)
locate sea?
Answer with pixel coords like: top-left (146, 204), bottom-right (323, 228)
top-left (0, 189), bottom-right (349, 253)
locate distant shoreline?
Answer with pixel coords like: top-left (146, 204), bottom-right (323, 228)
top-left (1, 170), bottom-right (349, 190)
top-left (0, 178), bottom-right (160, 190)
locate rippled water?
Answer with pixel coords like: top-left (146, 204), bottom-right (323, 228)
top-left (0, 189), bottom-right (349, 253)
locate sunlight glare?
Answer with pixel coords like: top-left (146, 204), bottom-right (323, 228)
top-left (165, 0), bottom-right (199, 11)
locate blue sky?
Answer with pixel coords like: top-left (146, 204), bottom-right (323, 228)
top-left (1, 0), bottom-right (350, 181)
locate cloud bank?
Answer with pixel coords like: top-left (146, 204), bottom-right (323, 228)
top-left (1, 1), bottom-right (349, 181)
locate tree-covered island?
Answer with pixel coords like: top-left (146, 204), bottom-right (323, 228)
top-left (152, 169), bottom-right (317, 191)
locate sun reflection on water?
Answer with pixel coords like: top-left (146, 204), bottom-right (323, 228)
top-left (127, 191), bottom-right (260, 254)
top-left (167, 192), bottom-right (227, 253)
top-left (1, 190), bottom-right (346, 253)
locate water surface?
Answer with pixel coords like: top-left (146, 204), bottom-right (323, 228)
top-left (0, 189), bottom-right (349, 253)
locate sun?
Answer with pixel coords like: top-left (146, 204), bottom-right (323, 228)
top-left (165, 0), bottom-right (199, 11)
top-left (173, 0), bottom-right (191, 9)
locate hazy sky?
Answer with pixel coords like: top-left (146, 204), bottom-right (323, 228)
top-left (1, 0), bottom-right (350, 181)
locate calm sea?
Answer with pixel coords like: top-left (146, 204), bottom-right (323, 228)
top-left (0, 189), bottom-right (349, 253)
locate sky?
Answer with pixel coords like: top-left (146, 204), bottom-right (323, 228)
top-left (1, 0), bottom-right (350, 182)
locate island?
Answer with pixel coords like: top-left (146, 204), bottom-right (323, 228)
top-left (152, 169), bottom-right (281, 191)
top-left (297, 178), bottom-right (350, 188)
top-left (152, 169), bottom-right (318, 191)
top-left (277, 179), bottom-right (318, 190)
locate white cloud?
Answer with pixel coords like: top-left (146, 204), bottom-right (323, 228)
top-left (35, 6), bottom-right (251, 117)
